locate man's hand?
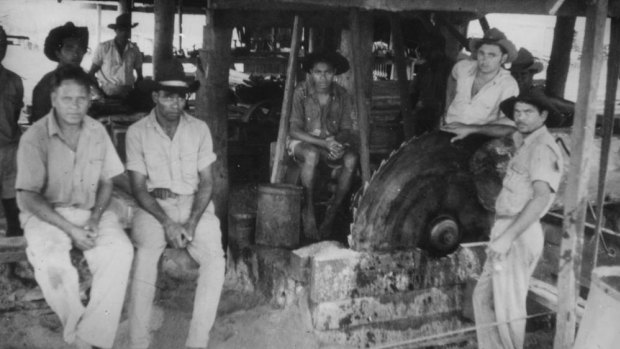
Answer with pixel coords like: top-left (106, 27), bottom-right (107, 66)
top-left (325, 137), bottom-right (344, 160)
top-left (163, 220), bottom-right (192, 248)
top-left (68, 226), bottom-right (97, 251)
top-left (441, 123), bottom-right (476, 142)
top-left (488, 234), bottom-right (513, 262)
top-left (83, 215), bottom-right (101, 238)
top-left (182, 219), bottom-right (198, 242)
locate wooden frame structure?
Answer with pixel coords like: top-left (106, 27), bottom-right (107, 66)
top-left (66, 0), bottom-right (620, 347)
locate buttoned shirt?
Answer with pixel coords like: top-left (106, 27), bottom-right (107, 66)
top-left (16, 112), bottom-right (125, 221)
top-left (92, 40), bottom-right (142, 96)
top-left (445, 59), bottom-right (519, 125)
top-left (495, 126), bottom-right (563, 217)
top-left (290, 80), bottom-right (356, 140)
top-left (125, 110), bottom-right (216, 196)
top-left (0, 65), bottom-right (23, 147)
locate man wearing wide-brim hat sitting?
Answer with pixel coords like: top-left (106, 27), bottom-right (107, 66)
top-left (288, 50), bottom-right (360, 240)
top-left (444, 28), bottom-right (519, 127)
top-left (31, 22), bottom-right (90, 122)
top-left (125, 59), bottom-right (224, 349)
top-left (447, 90), bottom-right (564, 349)
top-left (89, 14), bottom-right (143, 99)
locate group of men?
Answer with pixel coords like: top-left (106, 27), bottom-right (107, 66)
top-left (0, 16), bottom-right (563, 349)
top-left (1, 17), bottom-right (222, 349)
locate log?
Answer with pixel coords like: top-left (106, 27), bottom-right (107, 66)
top-left (270, 15), bottom-right (302, 184)
top-left (349, 9), bottom-right (372, 183)
top-left (554, 0), bottom-right (608, 348)
top-left (593, 17), bottom-right (620, 267)
top-left (546, 16), bottom-right (576, 98)
top-left (153, 0), bottom-right (175, 79)
top-left (389, 14), bottom-right (414, 139)
top-left (196, 9), bottom-right (233, 232)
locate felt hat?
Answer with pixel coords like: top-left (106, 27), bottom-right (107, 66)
top-left (469, 28), bottom-right (518, 63)
top-left (108, 13), bottom-right (138, 30)
top-left (302, 51), bottom-right (350, 75)
top-left (510, 48), bottom-right (544, 73)
top-left (43, 22), bottom-right (89, 62)
top-left (499, 89), bottom-right (563, 127)
top-left (143, 59), bottom-right (199, 94)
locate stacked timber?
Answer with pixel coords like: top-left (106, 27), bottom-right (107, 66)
top-left (370, 81), bottom-right (405, 155)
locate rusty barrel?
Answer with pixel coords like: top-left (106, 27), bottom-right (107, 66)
top-left (573, 266), bottom-right (620, 349)
top-left (255, 183), bottom-right (302, 248)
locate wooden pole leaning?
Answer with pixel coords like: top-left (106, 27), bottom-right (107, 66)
top-left (270, 15), bottom-right (302, 184)
top-left (350, 9), bottom-right (371, 184)
top-left (553, 0), bottom-right (608, 348)
top-left (389, 14), bottom-right (414, 139)
top-left (593, 17), bottom-right (620, 268)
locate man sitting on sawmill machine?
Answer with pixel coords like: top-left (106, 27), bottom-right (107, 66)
top-left (288, 51), bottom-right (360, 240)
top-left (443, 28), bottom-right (519, 135)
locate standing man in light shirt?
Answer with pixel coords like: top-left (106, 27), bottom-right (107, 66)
top-left (16, 65), bottom-right (133, 349)
top-left (444, 28), bottom-right (519, 128)
top-left (89, 13), bottom-right (143, 98)
top-left (125, 60), bottom-right (224, 349)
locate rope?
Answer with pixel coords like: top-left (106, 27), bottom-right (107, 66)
top-left (371, 311), bottom-right (555, 349)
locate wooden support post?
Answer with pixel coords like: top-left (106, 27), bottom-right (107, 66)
top-left (390, 14), bottom-right (414, 139)
top-left (350, 9), bottom-right (372, 183)
top-left (153, 0), bottom-right (175, 79)
top-left (178, 0), bottom-right (183, 52)
top-left (196, 9), bottom-right (233, 231)
top-left (270, 15), bottom-right (302, 184)
top-left (546, 16), bottom-right (576, 98)
top-left (96, 4), bottom-right (102, 45)
top-left (593, 17), bottom-right (620, 268)
top-left (118, 0), bottom-right (131, 14)
top-left (554, 0), bottom-right (608, 348)
top-left (478, 16), bottom-right (490, 32)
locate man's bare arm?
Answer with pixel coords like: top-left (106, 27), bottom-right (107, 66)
top-left (184, 164), bottom-right (215, 238)
top-left (88, 63), bottom-right (102, 77)
top-left (441, 122), bottom-right (516, 142)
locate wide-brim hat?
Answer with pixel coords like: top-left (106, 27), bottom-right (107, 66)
top-left (142, 59), bottom-right (199, 94)
top-left (500, 90), bottom-right (563, 127)
top-left (302, 51), bottom-right (350, 75)
top-left (510, 47), bottom-right (544, 73)
top-left (108, 13), bottom-right (138, 30)
top-left (43, 22), bottom-right (89, 62)
top-left (469, 27), bottom-right (518, 63)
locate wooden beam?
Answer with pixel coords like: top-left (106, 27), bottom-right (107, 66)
top-left (390, 14), bottom-right (414, 139)
top-left (593, 17), bottom-right (620, 268)
top-left (196, 8), bottom-right (233, 232)
top-left (270, 15), bottom-right (303, 184)
top-left (350, 9), bottom-right (372, 183)
top-left (153, 0), bottom-right (175, 79)
top-left (554, 0), bottom-right (608, 348)
top-left (546, 16), bottom-right (576, 99)
top-left (118, 0), bottom-right (131, 13)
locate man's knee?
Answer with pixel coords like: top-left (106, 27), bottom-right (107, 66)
top-left (298, 145), bottom-right (320, 167)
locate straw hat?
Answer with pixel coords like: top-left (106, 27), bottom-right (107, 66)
top-left (469, 28), bottom-right (518, 63)
top-left (43, 22), bottom-right (89, 62)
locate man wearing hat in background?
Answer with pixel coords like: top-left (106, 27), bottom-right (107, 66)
top-left (0, 25), bottom-right (24, 239)
top-left (458, 91), bottom-right (564, 349)
top-left (89, 13), bottom-right (143, 99)
top-left (288, 51), bottom-right (359, 240)
top-left (31, 22), bottom-right (90, 123)
top-left (125, 59), bottom-right (224, 349)
top-left (444, 28), bottom-right (519, 128)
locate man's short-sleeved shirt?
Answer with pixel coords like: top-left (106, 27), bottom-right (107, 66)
top-left (16, 112), bottom-right (125, 221)
top-left (495, 126), bottom-right (563, 217)
top-left (445, 59), bottom-right (519, 125)
top-left (0, 65), bottom-right (24, 147)
top-left (92, 40), bottom-right (142, 96)
top-left (289, 80), bottom-right (356, 139)
top-left (125, 110), bottom-right (216, 196)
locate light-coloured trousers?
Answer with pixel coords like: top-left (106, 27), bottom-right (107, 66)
top-left (23, 208), bottom-right (134, 349)
top-left (473, 217), bottom-right (544, 349)
top-left (128, 195), bottom-right (225, 349)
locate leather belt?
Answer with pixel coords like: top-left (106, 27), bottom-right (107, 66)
top-left (149, 188), bottom-right (179, 200)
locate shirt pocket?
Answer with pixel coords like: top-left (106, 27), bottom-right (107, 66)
top-left (503, 163), bottom-right (532, 209)
top-left (85, 147), bottom-right (105, 191)
top-left (144, 149), bottom-right (168, 182)
top-left (180, 150), bottom-right (198, 181)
